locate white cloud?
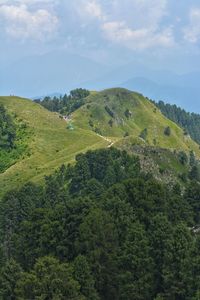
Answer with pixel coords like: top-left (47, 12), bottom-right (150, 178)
top-left (110, 0), bottom-right (167, 29)
top-left (0, 0), bottom-right (179, 50)
top-left (75, 0), bottom-right (106, 23)
top-left (0, 2), bottom-right (58, 41)
top-left (84, 0), bottom-right (105, 20)
top-left (184, 8), bottom-right (200, 43)
top-left (0, 0), bottom-right (56, 4)
top-left (102, 21), bottom-right (174, 50)
top-left (76, 0), bottom-right (175, 50)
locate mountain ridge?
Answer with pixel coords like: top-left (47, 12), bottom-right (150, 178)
top-left (73, 88), bottom-right (200, 153)
top-left (0, 88), bottom-right (199, 196)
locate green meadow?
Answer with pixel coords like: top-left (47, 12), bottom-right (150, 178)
top-left (0, 96), bottom-right (107, 196)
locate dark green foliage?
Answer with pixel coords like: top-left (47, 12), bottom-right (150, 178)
top-left (118, 221), bottom-right (154, 299)
top-left (166, 185), bottom-right (193, 225)
top-left (70, 89), bottom-right (90, 100)
top-left (178, 151), bottom-right (188, 165)
top-left (77, 208), bottom-right (118, 299)
top-left (68, 148), bottom-right (140, 194)
top-left (155, 100), bottom-right (200, 145)
top-left (139, 128), bottom-right (148, 140)
top-left (161, 223), bottom-right (194, 299)
top-left (108, 119), bottom-right (113, 127)
top-left (188, 150), bottom-right (200, 182)
top-left (189, 150), bottom-right (196, 167)
top-left (0, 183), bottom-right (42, 263)
top-left (0, 104), bottom-right (16, 149)
top-left (0, 148), bottom-right (199, 299)
top-left (124, 109), bottom-right (132, 119)
top-left (0, 259), bottom-right (22, 299)
top-left (124, 131), bottom-right (129, 137)
top-left (83, 179), bottom-right (104, 199)
top-left (105, 105), bottom-right (115, 118)
top-left (148, 214), bottom-right (173, 295)
top-left (164, 126), bottom-right (171, 136)
top-left (35, 88), bottom-right (90, 114)
top-left (0, 104), bottom-right (28, 173)
top-left (94, 127), bottom-right (102, 135)
top-left (73, 255), bottom-right (99, 300)
top-left (189, 165), bottom-right (200, 181)
top-left (89, 119), bottom-right (94, 127)
top-left (16, 256), bottom-right (83, 299)
top-left (184, 128), bottom-right (188, 135)
top-left (184, 183), bottom-right (200, 223)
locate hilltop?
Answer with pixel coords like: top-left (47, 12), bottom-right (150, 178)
top-left (0, 88), bottom-right (199, 196)
top-left (73, 88), bottom-right (200, 154)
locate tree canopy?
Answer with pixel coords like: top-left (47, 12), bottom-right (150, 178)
top-left (35, 88), bottom-right (90, 115)
top-left (0, 104), bottom-right (16, 149)
top-left (0, 148), bottom-right (199, 299)
top-left (155, 100), bottom-right (200, 145)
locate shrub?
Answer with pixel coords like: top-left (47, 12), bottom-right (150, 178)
top-left (105, 106), bottom-right (114, 118)
top-left (164, 126), bottom-right (171, 136)
top-left (139, 128), bottom-right (148, 141)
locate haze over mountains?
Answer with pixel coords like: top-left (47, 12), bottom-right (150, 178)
top-left (0, 50), bottom-right (108, 97)
top-left (1, 50), bottom-right (200, 113)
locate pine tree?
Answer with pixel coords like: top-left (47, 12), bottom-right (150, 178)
top-left (16, 256), bottom-right (83, 299)
top-left (0, 259), bottom-right (22, 299)
top-left (73, 255), bottom-right (99, 300)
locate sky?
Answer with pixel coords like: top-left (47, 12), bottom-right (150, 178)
top-left (1, 0), bottom-right (200, 111)
top-left (0, 0), bottom-right (200, 70)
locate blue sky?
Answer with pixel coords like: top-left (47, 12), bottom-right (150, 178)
top-left (0, 0), bottom-right (200, 71)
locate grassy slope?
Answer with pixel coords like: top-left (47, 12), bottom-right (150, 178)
top-left (0, 96), bottom-right (107, 196)
top-left (73, 88), bottom-right (200, 155)
top-left (1, 88), bottom-right (199, 196)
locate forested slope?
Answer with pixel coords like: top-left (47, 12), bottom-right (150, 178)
top-left (155, 100), bottom-right (200, 145)
top-left (0, 148), bottom-right (199, 299)
top-left (1, 89), bottom-right (200, 299)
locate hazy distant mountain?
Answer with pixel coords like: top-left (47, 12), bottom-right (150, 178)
top-left (82, 61), bottom-right (200, 112)
top-left (1, 51), bottom-right (200, 112)
top-left (0, 50), bottom-right (110, 97)
top-left (120, 77), bottom-right (200, 113)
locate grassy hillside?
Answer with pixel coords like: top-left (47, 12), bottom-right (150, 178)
top-left (0, 96), bottom-right (108, 197)
top-left (0, 88), bottom-right (199, 196)
top-left (73, 88), bottom-right (200, 155)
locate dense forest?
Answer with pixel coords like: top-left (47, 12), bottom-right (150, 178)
top-left (0, 148), bottom-right (199, 299)
top-left (34, 89), bottom-right (90, 115)
top-left (154, 100), bottom-right (200, 145)
top-left (0, 104), bottom-right (16, 149)
top-left (0, 104), bottom-right (28, 173)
